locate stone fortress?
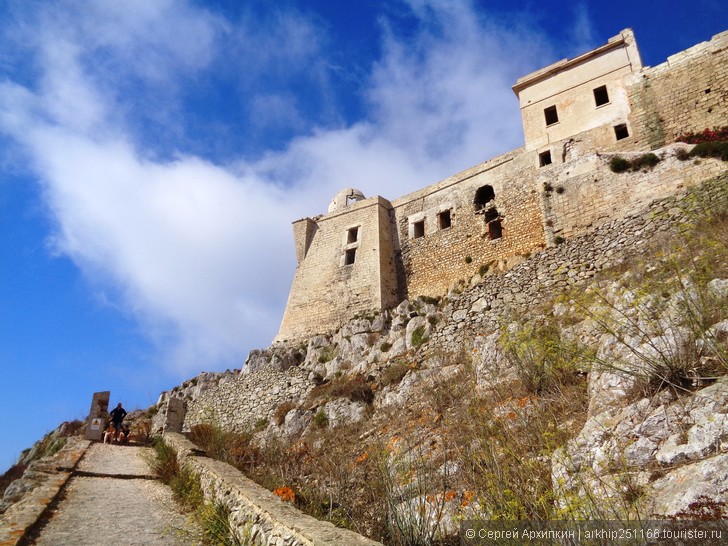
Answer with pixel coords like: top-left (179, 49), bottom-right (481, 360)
top-left (275, 28), bottom-right (728, 343)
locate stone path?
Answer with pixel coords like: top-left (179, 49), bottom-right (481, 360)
top-left (27, 443), bottom-right (202, 546)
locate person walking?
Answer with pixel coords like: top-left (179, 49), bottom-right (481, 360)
top-left (109, 403), bottom-right (127, 436)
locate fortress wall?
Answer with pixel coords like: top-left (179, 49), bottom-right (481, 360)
top-left (392, 151), bottom-right (546, 299)
top-left (182, 367), bottom-right (314, 433)
top-left (275, 197), bottom-right (396, 342)
top-left (628, 30), bottom-right (728, 149)
top-left (541, 145), bottom-right (728, 241)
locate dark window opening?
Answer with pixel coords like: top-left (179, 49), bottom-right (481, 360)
top-left (488, 219), bottom-right (503, 240)
top-left (593, 85), bottom-right (609, 107)
top-left (413, 220), bottom-right (425, 239)
top-left (345, 248), bottom-right (356, 265)
top-left (544, 105), bottom-right (559, 126)
top-left (438, 210), bottom-right (451, 229)
top-left (347, 226), bottom-right (359, 243)
top-left (614, 124), bottom-right (629, 140)
top-left (539, 150), bottom-right (552, 167)
top-left (484, 207), bottom-right (499, 223)
top-left (474, 185), bottom-right (495, 210)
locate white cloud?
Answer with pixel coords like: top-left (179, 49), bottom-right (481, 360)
top-left (0, 0), bottom-right (579, 376)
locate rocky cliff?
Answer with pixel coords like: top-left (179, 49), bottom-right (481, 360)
top-left (148, 165), bottom-right (728, 542)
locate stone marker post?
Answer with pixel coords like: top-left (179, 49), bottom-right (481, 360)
top-left (85, 391), bottom-right (110, 441)
top-left (163, 397), bottom-right (186, 433)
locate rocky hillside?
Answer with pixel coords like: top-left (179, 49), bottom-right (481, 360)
top-left (4, 165), bottom-right (726, 544)
top-left (150, 170), bottom-right (728, 544)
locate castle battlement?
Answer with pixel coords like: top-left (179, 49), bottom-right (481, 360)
top-left (274, 29), bottom-right (728, 343)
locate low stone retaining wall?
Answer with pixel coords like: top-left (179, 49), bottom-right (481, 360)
top-left (163, 432), bottom-right (382, 546)
top-left (0, 437), bottom-right (90, 546)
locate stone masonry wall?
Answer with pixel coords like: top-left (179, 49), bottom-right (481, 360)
top-left (181, 366), bottom-right (314, 433)
top-left (539, 143), bottom-right (728, 242)
top-left (431, 169), bottom-right (728, 353)
top-left (275, 197), bottom-right (398, 343)
top-left (393, 149), bottom-right (545, 299)
top-left (628, 30), bottom-right (728, 149)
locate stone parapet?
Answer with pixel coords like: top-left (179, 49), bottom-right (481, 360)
top-left (0, 437), bottom-right (90, 546)
top-left (163, 432), bottom-right (382, 546)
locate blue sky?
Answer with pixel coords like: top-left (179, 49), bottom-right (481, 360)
top-left (0, 0), bottom-right (725, 472)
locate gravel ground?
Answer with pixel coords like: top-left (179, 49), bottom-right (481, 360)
top-left (29, 444), bottom-right (203, 545)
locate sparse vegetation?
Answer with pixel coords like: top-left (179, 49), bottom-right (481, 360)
top-left (317, 344), bottom-right (338, 363)
top-left (610, 156), bottom-right (630, 173)
top-left (312, 409), bottom-right (328, 428)
top-left (149, 438), bottom-right (241, 545)
top-left (410, 325), bottom-right (427, 347)
top-left (689, 141), bottom-right (728, 161)
top-left (610, 153), bottom-right (661, 173)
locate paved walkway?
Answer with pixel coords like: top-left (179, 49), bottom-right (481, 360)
top-left (27, 443), bottom-right (202, 545)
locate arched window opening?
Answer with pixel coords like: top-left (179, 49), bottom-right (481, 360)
top-left (474, 185), bottom-right (495, 211)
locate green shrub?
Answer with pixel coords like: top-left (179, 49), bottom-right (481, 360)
top-left (630, 152), bottom-right (660, 171)
top-left (464, 255), bottom-right (472, 264)
top-left (610, 156), bottom-right (630, 173)
top-left (411, 325), bottom-right (428, 347)
top-left (554, 236), bottom-right (565, 245)
top-left (690, 141), bottom-right (728, 161)
top-left (380, 341), bottom-right (392, 352)
top-left (149, 437), bottom-right (180, 484)
top-left (313, 409), bottom-right (329, 428)
top-left (169, 465), bottom-right (204, 512)
top-left (198, 502), bottom-right (243, 546)
top-left (478, 263), bottom-right (489, 276)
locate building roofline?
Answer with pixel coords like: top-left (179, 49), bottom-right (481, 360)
top-left (512, 29), bottom-right (636, 95)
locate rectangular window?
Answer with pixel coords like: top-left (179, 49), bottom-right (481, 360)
top-left (544, 105), bottom-right (559, 126)
top-left (593, 85), bottom-right (609, 107)
top-left (539, 150), bottom-right (552, 167)
top-left (488, 219), bottom-right (503, 240)
top-left (437, 210), bottom-right (451, 229)
top-left (614, 123), bottom-right (629, 140)
top-left (344, 248), bottom-right (356, 265)
top-left (347, 226), bottom-right (359, 243)
top-left (413, 220), bottom-right (425, 239)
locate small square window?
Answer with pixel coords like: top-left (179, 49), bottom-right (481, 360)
top-left (539, 150), bottom-right (552, 167)
top-left (438, 210), bottom-right (451, 229)
top-left (593, 85), bottom-right (609, 107)
top-left (347, 226), bottom-right (359, 243)
top-left (544, 105), bottom-right (559, 126)
top-left (344, 248), bottom-right (356, 265)
top-left (413, 220), bottom-right (425, 239)
top-left (614, 124), bottom-right (629, 140)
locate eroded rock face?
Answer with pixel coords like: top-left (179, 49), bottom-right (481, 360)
top-left (554, 377), bottom-right (728, 518)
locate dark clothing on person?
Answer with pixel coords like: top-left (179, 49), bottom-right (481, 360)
top-left (109, 406), bottom-right (127, 428)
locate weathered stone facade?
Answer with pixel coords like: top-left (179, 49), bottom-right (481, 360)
top-left (274, 28), bottom-right (728, 343)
